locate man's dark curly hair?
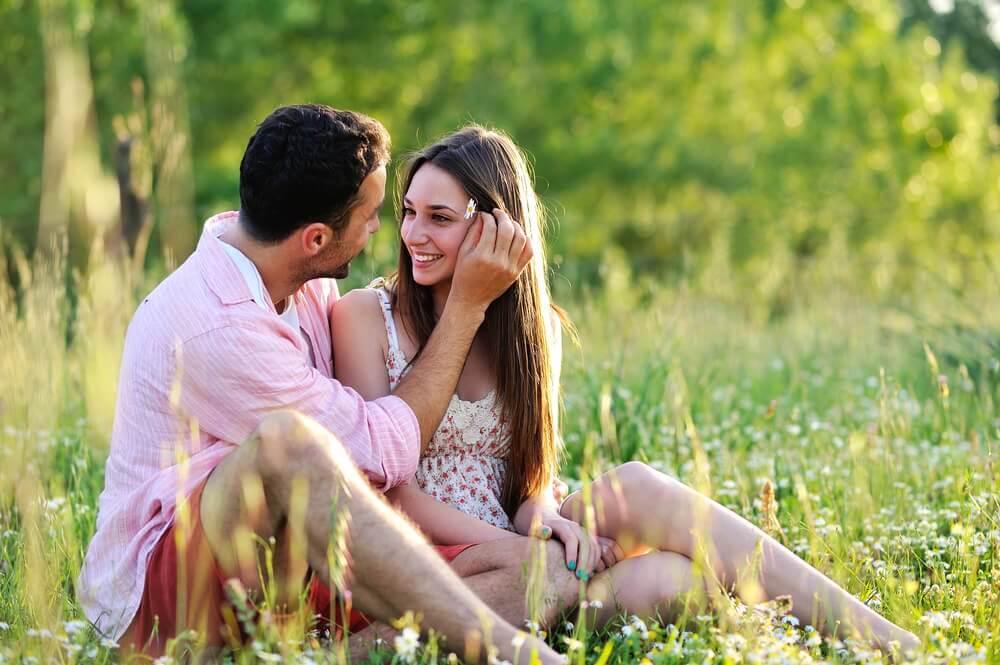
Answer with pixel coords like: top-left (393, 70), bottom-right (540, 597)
top-left (238, 104), bottom-right (390, 243)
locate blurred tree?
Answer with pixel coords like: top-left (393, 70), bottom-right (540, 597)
top-left (1, 0), bottom-right (998, 312)
top-left (899, 0), bottom-right (1000, 121)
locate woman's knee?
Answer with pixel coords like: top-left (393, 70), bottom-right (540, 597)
top-left (644, 551), bottom-right (698, 599)
top-left (603, 461), bottom-right (685, 505)
top-left (623, 551), bottom-right (700, 613)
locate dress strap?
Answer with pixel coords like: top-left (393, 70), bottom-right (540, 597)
top-left (371, 283), bottom-right (403, 360)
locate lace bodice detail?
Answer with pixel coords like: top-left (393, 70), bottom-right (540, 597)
top-left (370, 282), bottom-right (514, 531)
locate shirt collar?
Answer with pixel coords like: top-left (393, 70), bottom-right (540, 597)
top-left (194, 211), bottom-right (277, 312)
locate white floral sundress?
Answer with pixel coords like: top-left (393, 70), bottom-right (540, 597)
top-left (370, 283), bottom-right (515, 531)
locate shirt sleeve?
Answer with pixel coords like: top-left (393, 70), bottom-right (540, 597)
top-left (175, 319), bottom-right (419, 490)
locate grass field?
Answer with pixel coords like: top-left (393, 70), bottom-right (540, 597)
top-left (0, 246), bottom-right (997, 664)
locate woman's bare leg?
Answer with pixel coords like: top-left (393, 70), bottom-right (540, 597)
top-left (583, 551), bottom-right (705, 627)
top-left (561, 462), bottom-right (918, 653)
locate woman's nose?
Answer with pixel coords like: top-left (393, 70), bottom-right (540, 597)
top-left (402, 217), bottom-right (427, 243)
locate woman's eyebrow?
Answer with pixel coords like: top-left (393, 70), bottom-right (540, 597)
top-left (428, 204), bottom-right (458, 213)
top-left (403, 197), bottom-right (458, 214)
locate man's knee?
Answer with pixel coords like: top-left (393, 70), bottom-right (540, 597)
top-left (540, 539), bottom-right (579, 610)
top-left (253, 410), bottom-right (346, 485)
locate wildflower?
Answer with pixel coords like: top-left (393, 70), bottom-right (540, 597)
top-left (629, 615), bottom-right (650, 640)
top-left (511, 632), bottom-right (526, 648)
top-left (257, 653), bottom-right (282, 663)
top-left (0, 623), bottom-right (8, 631)
top-left (99, 638), bottom-right (119, 649)
top-left (63, 619), bottom-right (87, 635)
top-left (564, 621), bottom-right (574, 631)
top-left (394, 626), bottom-right (420, 662)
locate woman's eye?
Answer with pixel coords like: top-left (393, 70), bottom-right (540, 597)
top-left (433, 214), bottom-right (450, 222)
top-left (402, 207), bottom-right (415, 217)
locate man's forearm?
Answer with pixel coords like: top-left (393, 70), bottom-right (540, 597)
top-left (392, 301), bottom-right (485, 451)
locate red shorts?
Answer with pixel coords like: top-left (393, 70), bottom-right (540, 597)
top-left (120, 480), bottom-right (474, 657)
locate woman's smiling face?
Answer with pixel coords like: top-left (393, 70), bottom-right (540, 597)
top-left (401, 162), bottom-right (475, 287)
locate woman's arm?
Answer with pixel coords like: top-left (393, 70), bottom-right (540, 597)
top-left (386, 483), bottom-right (518, 545)
top-left (331, 288), bottom-right (516, 544)
top-left (330, 289), bottom-right (394, 400)
top-left (513, 304), bottom-right (566, 536)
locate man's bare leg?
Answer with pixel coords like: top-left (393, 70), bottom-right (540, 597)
top-left (200, 411), bottom-right (563, 664)
top-left (347, 538), bottom-right (580, 661)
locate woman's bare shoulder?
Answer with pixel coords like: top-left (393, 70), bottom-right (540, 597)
top-left (331, 287), bottom-right (388, 346)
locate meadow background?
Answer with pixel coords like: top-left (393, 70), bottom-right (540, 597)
top-left (1, 0), bottom-right (1000, 662)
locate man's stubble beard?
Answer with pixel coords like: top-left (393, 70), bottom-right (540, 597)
top-left (297, 242), bottom-right (354, 283)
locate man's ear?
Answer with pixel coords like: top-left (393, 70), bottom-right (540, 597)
top-left (300, 222), bottom-right (333, 257)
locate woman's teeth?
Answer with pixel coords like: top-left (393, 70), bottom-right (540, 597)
top-left (413, 253), bottom-right (443, 263)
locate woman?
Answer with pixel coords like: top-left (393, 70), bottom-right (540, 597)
top-left (330, 125), bottom-right (919, 654)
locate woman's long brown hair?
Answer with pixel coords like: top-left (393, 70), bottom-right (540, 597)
top-left (389, 125), bottom-right (568, 518)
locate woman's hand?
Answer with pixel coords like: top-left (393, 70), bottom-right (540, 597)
top-left (541, 516), bottom-right (624, 580)
top-left (596, 536), bottom-right (625, 572)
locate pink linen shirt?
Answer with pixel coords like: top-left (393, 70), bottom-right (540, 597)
top-left (77, 211), bottom-right (419, 640)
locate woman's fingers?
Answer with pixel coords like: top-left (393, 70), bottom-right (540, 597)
top-left (491, 208), bottom-right (515, 256)
top-left (476, 212), bottom-right (498, 253)
top-left (550, 522), bottom-right (579, 573)
top-left (458, 215), bottom-right (484, 256)
top-left (587, 534), bottom-right (602, 576)
top-left (574, 532), bottom-right (600, 580)
top-left (507, 220), bottom-right (527, 263)
top-left (599, 539), bottom-right (620, 570)
top-left (551, 478), bottom-right (569, 505)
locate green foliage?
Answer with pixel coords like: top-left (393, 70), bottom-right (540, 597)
top-left (3, 0), bottom-right (1000, 313)
top-left (0, 246), bottom-right (998, 661)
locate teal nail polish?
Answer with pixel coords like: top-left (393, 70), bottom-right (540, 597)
top-left (577, 570), bottom-right (589, 581)
top-left (567, 560), bottom-right (576, 571)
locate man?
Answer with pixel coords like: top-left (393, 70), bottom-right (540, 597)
top-left (78, 105), bottom-right (576, 662)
